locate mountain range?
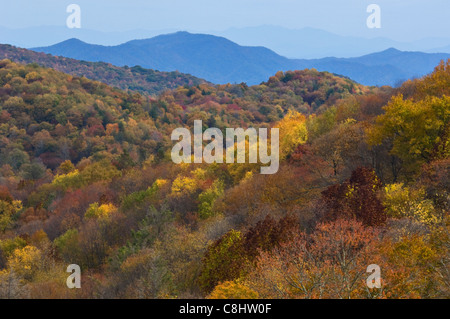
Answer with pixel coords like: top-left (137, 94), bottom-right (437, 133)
top-left (215, 26), bottom-right (450, 59)
top-left (31, 32), bottom-right (450, 86)
top-left (3, 25), bottom-right (450, 59)
top-left (0, 25), bottom-right (177, 49)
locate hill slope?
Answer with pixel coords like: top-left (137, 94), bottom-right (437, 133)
top-left (0, 43), bottom-right (208, 96)
top-left (294, 48), bottom-right (450, 86)
top-left (0, 59), bottom-right (369, 173)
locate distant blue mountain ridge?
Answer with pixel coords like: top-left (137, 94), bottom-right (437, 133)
top-left (32, 31), bottom-right (450, 86)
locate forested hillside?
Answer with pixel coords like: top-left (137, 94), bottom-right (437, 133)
top-left (0, 58), bottom-right (448, 299)
top-left (0, 59), bottom-right (368, 175)
top-left (0, 44), bottom-right (208, 96)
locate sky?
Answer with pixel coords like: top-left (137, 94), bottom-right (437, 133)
top-left (0, 0), bottom-right (449, 41)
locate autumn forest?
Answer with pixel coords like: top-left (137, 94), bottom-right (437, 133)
top-left (0, 52), bottom-right (448, 299)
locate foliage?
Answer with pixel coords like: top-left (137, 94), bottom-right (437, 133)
top-left (383, 183), bottom-right (438, 225)
top-left (368, 94), bottom-right (450, 174)
top-left (198, 180), bottom-right (224, 219)
top-left (0, 44), bottom-right (208, 96)
top-left (208, 280), bottom-right (259, 299)
top-left (277, 110), bottom-right (308, 159)
top-left (247, 219), bottom-right (381, 299)
top-left (7, 245), bottom-right (42, 281)
top-left (0, 57), bottom-right (448, 299)
top-left (171, 176), bottom-right (198, 197)
top-left (0, 200), bottom-right (23, 232)
top-left (85, 202), bottom-right (117, 219)
top-left (199, 229), bottom-right (246, 293)
top-left (321, 167), bottom-right (386, 226)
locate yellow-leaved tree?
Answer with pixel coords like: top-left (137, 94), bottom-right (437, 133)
top-left (277, 110), bottom-right (308, 159)
top-left (7, 245), bottom-right (42, 281)
top-left (368, 94), bottom-right (450, 174)
top-left (208, 280), bottom-right (259, 299)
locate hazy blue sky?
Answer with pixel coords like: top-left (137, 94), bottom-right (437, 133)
top-left (0, 0), bottom-right (448, 41)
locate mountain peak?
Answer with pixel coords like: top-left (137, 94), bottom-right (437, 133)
top-left (61, 38), bottom-right (86, 45)
top-left (34, 38), bottom-right (89, 50)
top-left (383, 47), bottom-right (401, 53)
top-left (124, 31), bottom-right (238, 50)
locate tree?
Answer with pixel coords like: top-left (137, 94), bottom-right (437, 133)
top-left (419, 158), bottom-right (450, 218)
top-left (413, 59), bottom-right (450, 99)
top-left (116, 149), bottom-right (135, 170)
top-left (111, 249), bottom-right (174, 298)
top-left (277, 110), bottom-right (308, 159)
top-left (0, 270), bottom-right (28, 298)
top-left (313, 120), bottom-right (370, 178)
top-left (198, 180), bottom-right (224, 219)
top-left (54, 229), bottom-right (81, 264)
top-left (247, 219), bottom-right (382, 299)
top-left (208, 280), bottom-right (259, 299)
top-left (368, 94), bottom-right (450, 175)
top-left (0, 236), bottom-right (27, 269)
top-left (21, 161), bottom-right (46, 180)
top-left (243, 214), bottom-right (298, 260)
top-left (199, 230), bottom-right (247, 293)
top-left (84, 202), bottom-right (117, 219)
top-left (429, 216), bottom-right (450, 297)
top-left (7, 245), bottom-right (42, 281)
top-left (321, 167), bottom-right (386, 226)
top-left (377, 234), bottom-right (438, 298)
top-left (171, 176), bottom-right (198, 196)
top-left (58, 160), bottom-right (76, 174)
top-left (199, 214), bottom-right (299, 294)
top-left (383, 183), bottom-right (437, 225)
top-left (0, 199), bottom-right (23, 233)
